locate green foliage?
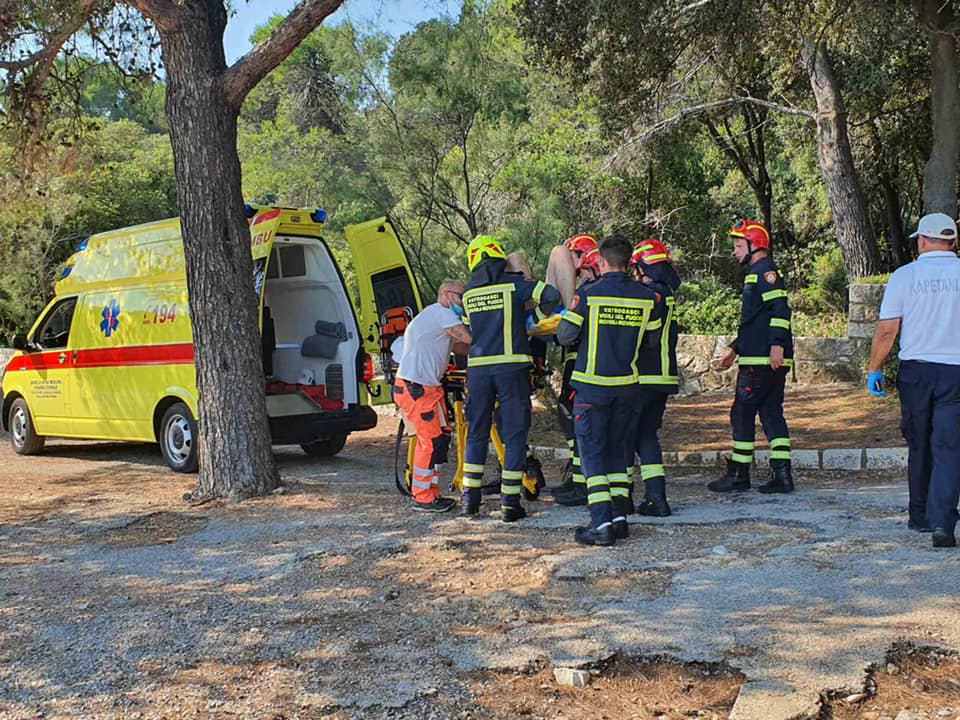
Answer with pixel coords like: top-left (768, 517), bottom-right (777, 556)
top-left (791, 310), bottom-right (846, 338)
top-left (793, 246), bottom-right (848, 315)
top-left (673, 278), bottom-right (741, 335)
top-left (858, 274), bottom-right (892, 284)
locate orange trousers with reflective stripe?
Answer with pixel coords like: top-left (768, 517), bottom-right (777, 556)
top-left (394, 379), bottom-right (447, 503)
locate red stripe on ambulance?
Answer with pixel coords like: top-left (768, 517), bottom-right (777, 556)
top-left (6, 343), bottom-right (195, 371)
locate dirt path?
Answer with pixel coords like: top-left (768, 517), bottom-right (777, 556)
top-left (0, 429), bottom-right (958, 720)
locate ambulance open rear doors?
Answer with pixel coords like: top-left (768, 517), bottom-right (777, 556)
top-left (344, 217), bottom-right (424, 403)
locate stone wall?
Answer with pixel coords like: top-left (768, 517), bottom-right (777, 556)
top-left (676, 282), bottom-right (886, 395)
top-left (0, 348), bottom-right (11, 375)
top-left (846, 282), bottom-right (886, 359)
top-left (676, 334), bottom-right (860, 395)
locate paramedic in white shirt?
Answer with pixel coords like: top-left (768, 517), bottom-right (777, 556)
top-left (392, 281), bottom-right (471, 513)
top-left (868, 212), bottom-right (960, 548)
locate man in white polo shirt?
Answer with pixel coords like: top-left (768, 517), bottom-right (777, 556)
top-left (393, 280), bottom-right (471, 513)
top-left (867, 212), bottom-right (960, 548)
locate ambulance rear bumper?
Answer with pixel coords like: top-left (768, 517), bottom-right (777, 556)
top-left (268, 404), bottom-right (377, 445)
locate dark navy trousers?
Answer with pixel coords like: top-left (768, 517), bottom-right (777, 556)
top-left (634, 390), bottom-right (669, 488)
top-left (898, 360), bottom-right (960, 533)
top-left (730, 366), bottom-right (791, 467)
top-left (574, 385), bottom-right (637, 528)
top-left (464, 367), bottom-right (531, 508)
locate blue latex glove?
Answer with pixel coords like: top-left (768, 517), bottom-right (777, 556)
top-left (867, 370), bottom-right (886, 397)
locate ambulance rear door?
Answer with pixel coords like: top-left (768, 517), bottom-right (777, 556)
top-left (344, 217), bottom-right (423, 404)
top-left (250, 208), bottom-right (283, 324)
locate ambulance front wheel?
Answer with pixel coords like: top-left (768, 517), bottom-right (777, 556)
top-left (301, 433), bottom-right (348, 458)
top-left (9, 398), bottom-right (45, 455)
top-left (159, 402), bottom-right (199, 473)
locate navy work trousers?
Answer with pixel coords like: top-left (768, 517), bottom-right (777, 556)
top-left (633, 389), bottom-right (669, 487)
top-left (464, 367), bottom-right (531, 508)
top-left (898, 360), bottom-right (960, 533)
top-left (574, 385), bottom-right (637, 528)
top-left (730, 366), bottom-right (790, 466)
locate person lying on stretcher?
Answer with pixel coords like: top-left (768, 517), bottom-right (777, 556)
top-left (505, 238), bottom-right (602, 336)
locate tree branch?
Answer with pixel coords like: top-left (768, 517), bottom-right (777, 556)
top-left (604, 95), bottom-right (814, 172)
top-left (122, 0), bottom-right (179, 30)
top-left (0, 0), bottom-right (100, 72)
top-left (221, 0), bottom-right (344, 110)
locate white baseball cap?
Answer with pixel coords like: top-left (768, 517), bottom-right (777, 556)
top-left (910, 212), bottom-right (958, 240)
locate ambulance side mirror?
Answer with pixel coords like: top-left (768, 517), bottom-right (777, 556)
top-left (10, 334), bottom-right (29, 351)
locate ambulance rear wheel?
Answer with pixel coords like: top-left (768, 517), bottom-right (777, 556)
top-left (301, 433), bottom-right (348, 458)
top-left (9, 398), bottom-right (45, 455)
top-left (160, 403), bottom-right (199, 473)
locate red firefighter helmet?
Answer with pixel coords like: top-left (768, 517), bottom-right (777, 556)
top-left (729, 219), bottom-right (770, 250)
top-left (630, 239), bottom-right (671, 268)
top-left (565, 233), bottom-right (598, 258)
top-left (580, 247), bottom-right (602, 275)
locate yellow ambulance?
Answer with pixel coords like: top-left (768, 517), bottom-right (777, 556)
top-left (1, 206), bottom-right (423, 472)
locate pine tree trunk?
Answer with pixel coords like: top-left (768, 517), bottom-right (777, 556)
top-left (158, 1), bottom-right (279, 500)
top-left (879, 172), bottom-right (909, 267)
top-left (804, 41), bottom-right (883, 280)
top-left (921, 0), bottom-right (959, 216)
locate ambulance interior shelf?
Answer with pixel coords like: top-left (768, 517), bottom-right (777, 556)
top-left (265, 380), bottom-right (343, 411)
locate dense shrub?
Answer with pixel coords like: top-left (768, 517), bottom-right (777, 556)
top-left (673, 277), bottom-right (741, 335)
top-left (791, 311), bottom-right (846, 338)
top-left (792, 247), bottom-right (848, 315)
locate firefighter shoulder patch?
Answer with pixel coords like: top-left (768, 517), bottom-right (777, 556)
top-left (764, 271), bottom-right (778, 285)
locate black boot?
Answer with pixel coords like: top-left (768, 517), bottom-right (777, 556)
top-left (574, 524), bottom-right (615, 546)
top-left (611, 497), bottom-right (631, 539)
top-left (932, 528), bottom-right (957, 548)
top-left (637, 477), bottom-right (672, 517)
top-left (501, 505), bottom-right (527, 523)
top-left (707, 459), bottom-right (750, 493)
top-left (758, 460), bottom-right (794, 494)
top-left (461, 489), bottom-right (481, 517)
top-left (555, 483), bottom-right (588, 506)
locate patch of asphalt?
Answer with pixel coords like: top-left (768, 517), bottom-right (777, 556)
top-left (1, 443), bottom-right (958, 719)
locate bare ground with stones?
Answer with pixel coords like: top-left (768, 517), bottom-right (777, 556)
top-left (0, 417), bottom-right (958, 720)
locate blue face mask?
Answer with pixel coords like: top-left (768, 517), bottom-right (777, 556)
top-left (451, 303), bottom-right (465, 318)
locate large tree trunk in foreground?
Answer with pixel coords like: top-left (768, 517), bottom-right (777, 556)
top-left (159, 1), bottom-right (278, 500)
top-left (921, 0), bottom-right (960, 216)
top-left (804, 40), bottom-right (883, 280)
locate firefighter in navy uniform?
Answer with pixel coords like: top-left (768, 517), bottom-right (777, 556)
top-left (556, 235), bottom-right (657, 546)
top-left (461, 235), bottom-right (561, 521)
top-left (709, 219), bottom-right (795, 494)
top-left (629, 239), bottom-right (682, 516)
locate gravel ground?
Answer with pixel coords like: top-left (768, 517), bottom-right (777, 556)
top-left (0, 424), bottom-right (958, 720)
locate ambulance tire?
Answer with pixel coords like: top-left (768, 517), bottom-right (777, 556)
top-left (159, 402), bottom-right (199, 473)
top-left (9, 398), bottom-right (45, 455)
top-left (301, 433), bottom-right (348, 458)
